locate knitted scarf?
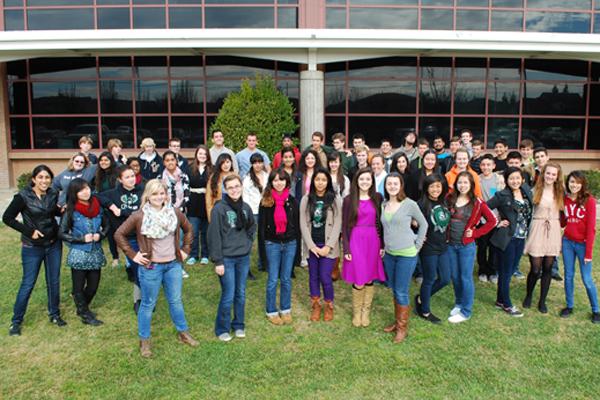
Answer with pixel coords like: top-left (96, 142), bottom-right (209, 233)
top-left (140, 202), bottom-right (178, 239)
top-left (75, 196), bottom-right (101, 218)
top-left (271, 188), bottom-right (289, 234)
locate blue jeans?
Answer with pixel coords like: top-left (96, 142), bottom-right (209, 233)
top-left (383, 253), bottom-right (417, 306)
top-left (265, 240), bottom-right (297, 315)
top-left (562, 237), bottom-right (599, 313)
top-left (125, 237), bottom-right (140, 286)
top-left (137, 260), bottom-right (189, 339)
top-left (12, 241), bottom-right (63, 325)
top-left (419, 251), bottom-right (451, 314)
top-left (188, 216), bottom-right (209, 259)
top-left (215, 255), bottom-right (250, 336)
top-left (497, 238), bottom-right (525, 308)
top-left (448, 242), bottom-right (476, 318)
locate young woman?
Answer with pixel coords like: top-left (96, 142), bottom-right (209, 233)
top-left (206, 153), bottom-right (235, 222)
top-left (258, 169), bottom-right (300, 325)
top-left (299, 168), bottom-right (342, 322)
top-left (107, 138), bottom-right (127, 166)
top-left (294, 149), bottom-right (322, 199)
top-left (52, 152), bottom-right (97, 207)
top-left (415, 174), bottom-right (451, 324)
top-left (95, 151), bottom-right (119, 267)
top-left (380, 173), bottom-right (428, 343)
top-left (342, 168), bottom-right (385, 327)
top-left (3, 165), bottom-right (65, 336)
top-left (115, 179), bottom-right (197, 358)
top-left (208, 175), bottom-right (255, 341)
top-left (487, 167), bottom-right (533, 317)
top-left (446, 172), bottom-right (497, 323)
top-left (99, 165), bottom-right (143, 313)
top-left (328, 151), bottom-right (350, 198)
top-left (186, 145), bottom-right (212, 266)
top-left (138, 138), bottom-right (163, 180)
top-left (390, 152), bottom-right (418, 200)
top-left (445, 148), bottom-right (483, 199)
top-left (126, 157), bottom-right (144, 186)
top-left (523, 162), bottom-right (564, 314)
top-left (161, 150), bottom-right (190, 214)
top-left (243, 153), bottom-right (269, 272)
top-left (59, 178), bottom-right (109, 326)
top-left (560, 171), bottom-right (599, 323)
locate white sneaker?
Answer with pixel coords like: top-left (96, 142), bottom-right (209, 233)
top-left (218, 333), bottom-right (232, 342)
top-left (415, 277), bottom-right (423, 285)
top-left (478, 274), bottom-right (488, 283)
top-left (300, 260), bottom-right (308, 267)
top-left (186, 257), bottom-right (196, 266)
top-left (234, 329), bottom-right (246, 338)
top-left (448, 313), bottom-right (470, 324)
top-left (200, 257), bottom-right (209, 265)
top-left (182, 269), bottom-right (190, 279)
top-left (489, 275), bottom-right (498, 284)
top-left (450, 306), bottom-right (461, 316)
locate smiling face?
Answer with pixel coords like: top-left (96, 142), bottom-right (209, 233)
top-left (534, 151), bottom-right (548, 168)
top-left (196, 148), bottom-right (207, 164)
top-left (568, 176), bottom-right (582, 195)
top-left (433, 138), bottom-right (445, 151)
top-left (311, 135), bottom-right (322, 150)
top-left (98, 155), bottom-right (111, 171)
top-left (313, 173), bottom-right (328, 195)
top-left (72, 156), bottom-right (86, 171)
top-left (423, 153), bottom-right (437, 171)
top-left (494, 143), bottom-right (508, 158)
top-left (385, 176), bottom-right (402, 198)
top-left (333, 138), bottom-right (344, 151)
top-left (119, 169), bottom-right (137, 190)
top-left (169, 141), bottom-right (181, 154)
top-left (520, 146), bottom-right (533, 160)
top-left (282, 137), bottom-right (293, 148)
top-left (396, 156), bottom-right (408, 173)
top-left (251, 160), bottom-right (264, 173)
top-left (246, 135), bottom-right (258, 150)
top-left (32, 170), bottom-right (52, 192)
top-left (357, 172), bottom-right (373, 193)
top-left (427, 181), bottom-right (443, 201)
top-left (129, 160), bottom-right (140, 175)
top-left (507, 158), bottom-right (521, 169)
top-left (543, 166), bottom-right (558, 186)
top-left (143, 144), bottom-right (154, 154)
top-left (371, 157), bottom-right (384, 175)
top-left (149, 187), bottom-right (167, 208)
top-left (456, 175), bottom-right (471, 195)
top-left (380, 141), bottom-right (392, 155)
top-left (77, 185), bottom-right (92, 203)
top-left (507, 171), bottom-right (523, 191)
top-left (479, 158), bottom-right (495, 176)
top-left (455, 151), bottom-right (469, 170)
top-left (328, 157), bottom-right (340, 172)
top-left (282, 151), bottom-right (295, 168)
top-left (225, 178), bottom-right (242, 201)
top-left (356, 151), bottom-right (368, 166)
top-left (221, 159), bottom-right (232, 173)
top-left (213, 131), bottom-right (224, 146)
top-left (305, 153), bottom-right (316, 169)
top-left (272, 174), bottom-right (287, 193)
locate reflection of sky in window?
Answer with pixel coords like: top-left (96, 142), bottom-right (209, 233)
top-left (527, 0), bottom-right (591, 10)
top-left (492, 0), bottom-right (522, 7)
top-left (348, 80), bottom-right (416, 98)
top-left (98, 8), bottom-right (131, 29)
top-left (491, 11), bottom-right (523, 31)
top-left (101, 81), bottom-right (133, 100)
top-left (348, 64), bottom-right (416, 79)
top-left (457, 0), bottom-right (488, 6)
top-left (278, 8), bottom-right (298, 28)
top-left (28, 9), bottom-right (94, 30)
top-left (523, 82), bottom-right (584, 98)
top-left (350, 0), bottom-right (417, 4)
top-left (205, 7), bottom-right (274, 28)
top-left (421, 9), bottom-right (453, 30)
top-left (595, 14), bottom-right (600, 33)
top-left (4, 10), bottom-right (23, 31)
top-left (135, 81), bottom-right (168, 103)
top-left (350, 8), bottom-right (417, 29)
top-left (28, 0), bottom-right (93, 5)
top-left (526, 12), bottom-right (590, 33)
top-left (32, 82), bottom-right (97, 99)
top-left (326, 8), bottom-right (346, 29)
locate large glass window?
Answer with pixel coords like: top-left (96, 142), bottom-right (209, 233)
top-left (522, 118), bottom-right (585, 149)
top-left (27, 9), bottom-right (94, 30)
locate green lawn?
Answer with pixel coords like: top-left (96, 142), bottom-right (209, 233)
top-left (1, 224), bottom-right (599, 399)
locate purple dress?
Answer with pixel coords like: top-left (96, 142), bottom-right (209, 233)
top-left (342, 200), bottom-right (385, 286)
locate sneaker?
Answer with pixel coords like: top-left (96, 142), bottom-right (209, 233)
top-left (133, 300), bottom-right (141, 315)
top-left (522, 296), bottom-right (532, 309)
top-left (414, 295), bottom-right (422, 316)
top-left (9, 323), bottom-right (21, 336)
top-left (182, 269), bottom-right (190, 279)
top-left (267, 315), bottom-right (284, 325)
top-left (592, 313), bottom-right (600, 324)
top-left (489, 275), bottom-right (498, 284)
top-left (415, 276), bottom-right (423, 285)
top-left (234, 329), bottom-right (246, 338)
top-left (300, 260), bottom-right (308, 268)
top-left (494, 301), bottom-right (504, 310)
top-left (50, 316), bottom-right (67, 327)
top-left (478, 274), bottom-right (488, 283)
top-left (420, 312), bottom-right (442, 324)
top-left (448, 313), bottom-right (470, 324)
top-left (503, 306), bottom-right (524, 317)
top-left (186, 257), bottom-right (197, 266)
top-left (218, 333), bottom-right (232, 342)
top-left (200, 257), bottom-right (209, 265)
top-left (513, 271), bottom-right (525, 280)
top-left (450, 306), bottom-right (461, 316)
top-left (559, 307), bottom-right (573, 318)
top-left (280, 313), bottom-right (293, 324)
top-left (552, 273), bottom-right (563, 282)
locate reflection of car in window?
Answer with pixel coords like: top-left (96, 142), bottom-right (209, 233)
top-left (68, 124), bottom-right (110, 147)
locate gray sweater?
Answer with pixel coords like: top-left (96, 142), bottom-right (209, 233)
top-left (207, 199), bottom-right (255, 266)
top-left (381, 198), bottom-right (428, 253)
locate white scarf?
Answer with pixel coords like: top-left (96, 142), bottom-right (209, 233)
top-left (141, 203), bottom-right (178, 239)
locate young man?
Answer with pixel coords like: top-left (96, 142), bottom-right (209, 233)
top-left (460, 129), bottom-right (474, 158)
top-left (477, 154), bottom-right (505, 283)
top-left (272, 133), bottom-right (301, 169)
top-left (493, 138), bottom-right (509, 173)
top-left (398, 130), bottom-right (418, 162)
top-left (209, 130), bottom-right (239, 172)
top-left (380, 138), bottom-right (394, 173)
top-left (168, 137), bottom-right (190, 175)
top-left (440, 136), bottom-right (461, 175)
top-left (433, 135), bottom-right (450, 160)
top-left (305, 131), bottom-right (332, 167)
top-left (469, 140), bottom-right (484, 174)
top-left (410, 138), bottom-right (429, 170)
top-left (519, 139), bottom-right (534, 168)
top-left (235, 132), bottom-right (271, 178)
top-left (331, 132), bottom-right (354, 175)
top-left (506, 151), bottom-right (532, 187)
top-left (350, 133), bottom-right (372, 168)
top-left (79, 135), bottom-right (97, 164)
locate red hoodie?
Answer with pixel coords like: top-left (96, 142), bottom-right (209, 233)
top-left (562, 196), bottom-right (597, 260)
top-left (449, 197), bottom-right (497, 245)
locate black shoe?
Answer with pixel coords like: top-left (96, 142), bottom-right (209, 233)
top-left (522, 296), bottom-right (532, 309)
top-left (9, 323), bottom-right (21, 336)
top-left (495, 301), bottom-right (505, 310)
top-left (50, 316), bottom-right (67, 327)
top-left (414, 295), bottom-right (422, 316)
top-left (538, 303), bottom-right (548, 314)
top-left (422, 312), bottom-right (442, 324)
top-left (559, 307), bottom-right (573, 318)
top-left (126, 267), bottom-right (135, 283)
top-left (248, 271), bottom-right (256, 281)
top-left (133, 300), bottom-right (141, 315)
top-left (552, 273), bottom-right (563, 282)
top-left (81, 312), bottom-right (103, 326)
top-left (592, 313), bottom-right (600, 324)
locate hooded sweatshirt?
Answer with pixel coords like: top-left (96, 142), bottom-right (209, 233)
top-left (562, 196), bottom-right (597, 260)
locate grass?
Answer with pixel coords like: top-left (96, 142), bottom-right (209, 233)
top-left (1, 224), bottom-right (599, 399)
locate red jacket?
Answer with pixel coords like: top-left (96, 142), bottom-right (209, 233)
top-left (562, 196), bottom-right (596, 260)
top-left (450, 197), bottom-right (497, 245)
top-left (272, 146), bottom-right (301, 169)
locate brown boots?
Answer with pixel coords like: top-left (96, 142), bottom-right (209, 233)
top-left (323, 301), bottom-right (334, 321)
top-left (352, 285), bottom-right (375, 327)
top-left (140, 339), bottom-right (152, 358)
top-left (383, 302), bottom-right (410, 343)
top-left (178, 331), bottom-right (200, 347)
top-left (140, 332), bottom-right (198, 358)
top-left (310, 296), bottom-right (322, 321)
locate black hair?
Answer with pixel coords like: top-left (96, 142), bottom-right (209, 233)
top-left (506, 151), bottom-right (522, 161)
top-left (95, 151), bottom-right (117, 192)
top-left (327, 151), bottom-right (346, 196)
top-left (299, 149), bottom-right (322, 175)
top-left (390, 152), bottom-right (411, 175)
top-left (249, 153), bottom-right (266, 192)
top-left (30, 164), bottom-right (54, 187)
top-left (480, 154), bottom-right (495, 162)
top-left (494, 138), bottom-right (508, 147)
top-left (420, 173), bottom-right (448, 214)
top-left (307, 167), bottom-right (336, 216)
top-left (64, 178), bottom-right (93, 231)
top-left (503, 166), bottom-right (524, 184)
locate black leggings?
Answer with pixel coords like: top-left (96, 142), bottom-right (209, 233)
top-left (71, 269), bottom-right (101, 305)
top-left (107, 227), bottom-right (119, 260)
top-left (526, 256), bottom-right (554, 304)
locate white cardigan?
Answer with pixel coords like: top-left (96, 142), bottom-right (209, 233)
top-left (242, 171), bottom-right (269, 215)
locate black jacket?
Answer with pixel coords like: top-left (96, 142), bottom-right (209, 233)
top-left (486, 186), bottom-right (533, 251)
top-left (187, 167), bottom-right (209, 219)
top-left (139, 151), bottom-right (163, 180)
top-left (98, 184), bottom-right (143, 236)
top-left (258, 196), bottom-right (301, 266)
top-left (3, 186), bottom-right (61, 247)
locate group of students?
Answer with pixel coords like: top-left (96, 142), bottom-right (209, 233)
top-left (3, 129), bottom-right (598, 357)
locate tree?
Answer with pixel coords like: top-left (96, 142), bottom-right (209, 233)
top-left (210, 74), bottom-right (298, 156)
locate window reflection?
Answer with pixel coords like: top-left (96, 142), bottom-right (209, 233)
top-left (205, 7), bottom-right (274, 28)
top-left (277, 80), bottom-right (299, 110)
top-left (205, 80), bottom-right (243, 113)
top-left (10, 118), bottom-right (31, 150)
top-left (348, 58), bottom-right (416, 79)
top-left (136, 117), bottom-right (169, 148)
top-left (98, 8), bottom-right (130, 29)
top-left (30, 58), bottom-right (96, 80)
top-left (349, 8), bottom-right (418, 29)
top-left (33, 117), bottom-right (98, 149)
top-left (588, 85), bottom-right (600, 115)
top-left (454, 82), bottom-right (485, 114)
top-left (421, 9), bottom-right (453, 30)
top-left (491, 11), bottom-right (523, 31)
top-left (489, 59), bottom-right (521, 80)
top-left (170, 57), bottom-right (203, 78)
top-left (4, 10), bottom-right (24, 31)
top-left (171, 80), bottom-right (203, 113)
top-left (488, 81), bottom-right (520, 115)
top-left (492, 0), bottom-right (522, 6)
top-left (527, 0), bottom-right (591, 9)
top-left (587, 120), bottom-right (600, 150)
top-left (206, 57), bottom-right (275, 78)
top-left (100, 57), bottom-right (132, 79)
top-left (455, 58), bottom-right (486, 80)
top-left (526, 12), bottom-right (590, 33)
top-left (453, 117), bottom-right (484, 142)
top-left (348, 81), bottom-right (416, 114)
top-left (169, 7), bottom-right (202, 28)
top-left (420, 58), bottom-right (452, 80)
top-left (325, 117), bottom-right (347, 146)
top-left (27, 9), bottom-right (94, 30)
top-left (522, 118), bottom-right (585, 149)
top-left (101, 117), bottom-right (135, 148)
top-left (135, 81), bottom-right (169, 114)
top-left (457, 0), bottom-right (488, 6)
top-left (525, 60), bottom-right (588, 81)
top-left (326, 8), bottom-right (346, 28)
top-left (134, 57), bottom-right (168, 78)
top-left (32, 82), bottom-right (98, 114)
top-left (133, 7), bottom-right (166, 29)
top-left (488, 118), bottom-right (519, 149)
top-left (326, 82), bottom-right (346, 113)
top-left (419, 117), bottom-right (450, 143)
top-left (101, 81), bottom-right (133, 114)
top-left (420, 80), bottom-right (452, 114)
top-left (456, 10), bottom-right (488, 31)
top-left (9, 82), bottom-right (29, 115)
top-left (278, 7), bottom-right (298, 28)
top-left (349, 117), bottom-right (416, 148)
top-left (523, 82), bottom-right (585, 115)
top-left (172, 117), bottom-right (205, 148)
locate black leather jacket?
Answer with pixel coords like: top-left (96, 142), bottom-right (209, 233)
top-left (3, 186), bottom-right (61, 247)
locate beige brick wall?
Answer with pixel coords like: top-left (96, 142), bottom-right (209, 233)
top-left (0, 64), bottom-right (12, 189)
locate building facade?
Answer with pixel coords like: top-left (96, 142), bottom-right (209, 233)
top-left (0, 0), bottom-right (599, 187)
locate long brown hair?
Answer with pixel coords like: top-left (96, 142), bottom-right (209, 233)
top-left (261, 168), bottom-right (291, 207)
top-left (565, 170), bottom-right (590, 207)
top-left (447, 171), bottom-right (476, 209)
top-left (532, 161), bottom-right (564, 210)
top-left (190, 144), bottom-right (212, 177)
top-left (209, 153), bottom-right (233, 198)
top-left (347, 167), bottom-right (381, 233)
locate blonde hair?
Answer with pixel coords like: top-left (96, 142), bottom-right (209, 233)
top-left (67, 152), bottom-right (90, 171)
top-left (141, 179), bottom-right (168, 206)
top-left (78, 135), bottom-right (93, 146)
top-left (107, 138), bottom-right (123, 152)
top-left (354, 145), bottom-right (368, 155)
top-left (139, 137), bottom-right (156, 149)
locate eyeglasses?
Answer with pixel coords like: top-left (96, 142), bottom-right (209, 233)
top-left (73, 160), bottom-right (85, 165)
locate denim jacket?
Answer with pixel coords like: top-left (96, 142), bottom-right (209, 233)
top-left (59, 209), bottom-right (110, 252)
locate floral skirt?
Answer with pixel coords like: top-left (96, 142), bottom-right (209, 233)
top-left (67, 246), bottom-right (106, 270)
